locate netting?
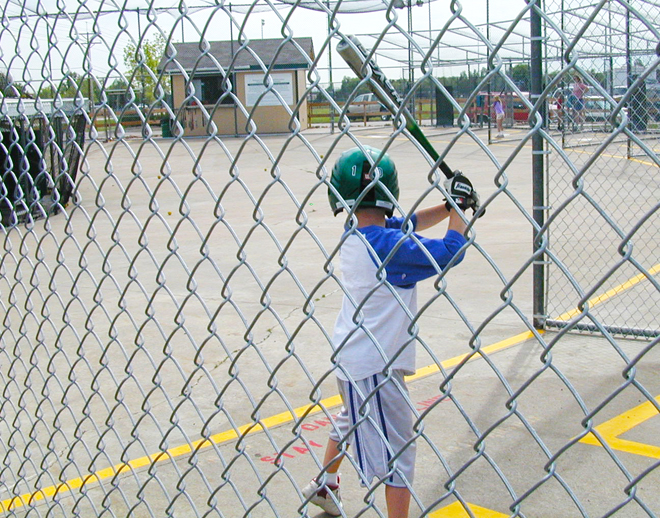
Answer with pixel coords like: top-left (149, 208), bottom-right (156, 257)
top-left (0, 0), bottom-right (659, 516)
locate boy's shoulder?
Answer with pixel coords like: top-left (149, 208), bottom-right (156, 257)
top-left (384, 215), bottom-right (417, 231)
top-left (354, 215), bottom-right (420, 254)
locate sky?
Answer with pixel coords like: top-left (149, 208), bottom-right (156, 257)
top-left (2, 0), bottom-right (540, 89)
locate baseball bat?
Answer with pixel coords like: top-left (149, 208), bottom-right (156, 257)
top-left (336, 35), bottom-right (455, 179)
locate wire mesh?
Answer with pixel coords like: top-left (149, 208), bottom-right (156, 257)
top-left (0, 0), bottom-right (658, 517)
top-left (542, 0), bottom-right (660, 338)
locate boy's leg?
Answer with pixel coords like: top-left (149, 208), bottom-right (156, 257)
top-left (345, 372), bottom-right (416, 516)
top-left (385, 485), bottom-right (411, 518)
top-left (321, 403), bottom-right (351, 479)
top-left (307, 373), bottom-right (415, 517)
top-left (322, 437), bottom-right (345, 476)
top-left (303, 406), bottom-right (350, 516)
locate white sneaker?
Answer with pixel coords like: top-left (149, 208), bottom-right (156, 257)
top-left (302, 477), bottom-right (342, 516)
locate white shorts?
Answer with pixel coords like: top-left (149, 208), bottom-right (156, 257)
top-left (496, 112), bottom-right (505, 120)
top-left (329, 371), bottom-right (415, 488)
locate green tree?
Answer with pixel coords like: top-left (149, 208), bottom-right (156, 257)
top-left (588, 69), bottom-right (606, 88)
top-left (509, 63), bottom-right (530, 91)
top-left (103, 77), bottom-right (131, 109)
top-left (123, 34), bottom-right (169, 106)
top-left (0, 71), bottom-right (9, 94)
top-left (0, 71), bottom-right (27, 98)
top-left (336, 76), bottom-right (369, 101)
top-left (56, 72), bottom-right (85, 99)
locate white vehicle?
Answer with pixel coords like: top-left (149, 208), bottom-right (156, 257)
top-left (346, 93), bottom-right (392, 121)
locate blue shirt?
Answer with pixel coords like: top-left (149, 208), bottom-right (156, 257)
top-left (353, 214), bottom-right (467, 287)
top-left (332, 214), bottom-right (467, 380)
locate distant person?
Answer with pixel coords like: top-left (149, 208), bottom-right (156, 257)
top-left (493, 95), bottom-right (505, 138)
top-left (568, 75), bottom-right (589, 130)
top-left (555, 92), bottom-right (564, 131)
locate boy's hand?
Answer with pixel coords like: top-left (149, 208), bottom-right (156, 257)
top-left (444, 172), bottom-right (473, 211)
top-left (444, 172), bottom-right (485, 217)
top-left (467, 189), bottom-right (484, 217)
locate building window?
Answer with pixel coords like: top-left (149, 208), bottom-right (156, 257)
top-left (191, 75), bottom-right (235, 106)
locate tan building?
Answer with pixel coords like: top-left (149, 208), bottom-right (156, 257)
top-left (160, 38), bottom-right (314, 136)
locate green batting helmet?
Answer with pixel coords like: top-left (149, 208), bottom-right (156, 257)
top-left (328, 146), bottom-right (399, 217)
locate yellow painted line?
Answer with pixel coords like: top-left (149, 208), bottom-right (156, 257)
top-left (0, 396), bottom-right (340, 512)
top-left (555, 263), bottom-right (660, 321)
top-left (407, 330), bottom-right (539, 383)
top-left (0, 332), bottom-right (533, 513)
top-left (4, 261), bottom-right (655, 512)
top-left (429, 501), bottom-right (509, 517)
top-left (567, 146), bottom-right (660, 169)
top-left (581, 436), bottom-right (660, 459)
top-left (579, 396), bottom-right (660, 459)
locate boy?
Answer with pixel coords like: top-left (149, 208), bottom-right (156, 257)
top-left (302, 146), bottom-right (480, 517)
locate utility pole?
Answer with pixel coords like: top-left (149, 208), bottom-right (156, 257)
top-left (137, 9), bottom-right (145, 109)
top-left (83, 29), bottom-right (100, 108)
top-left (83, 30), bottom-right (108, 140)
top-left (327, 2), bottom-right (335, 134)
top-left (408, 0), bottom-right (414, 117)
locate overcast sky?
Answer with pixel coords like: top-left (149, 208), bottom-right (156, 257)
top-left (3, 0), bottom-right (532, 87)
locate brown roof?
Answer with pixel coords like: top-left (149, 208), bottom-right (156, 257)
top-left (159, 38), bottom-right (314, 74)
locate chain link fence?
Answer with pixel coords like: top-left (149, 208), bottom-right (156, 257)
top-left (541, 0), bottom-right (660, 337)
top-left (0, 0), bottom-right (658, 517)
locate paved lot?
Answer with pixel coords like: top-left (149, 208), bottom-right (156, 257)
top-left (1, 123), bottom-right (658, 517)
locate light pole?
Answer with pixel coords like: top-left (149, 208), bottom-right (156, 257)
top-left (261, 19), bottom-right (265, 39)
top-left (408, 0), bottom-right (414, 116)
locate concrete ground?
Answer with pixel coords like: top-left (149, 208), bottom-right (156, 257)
top-left (1, 122), bottom-right (658, 517)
